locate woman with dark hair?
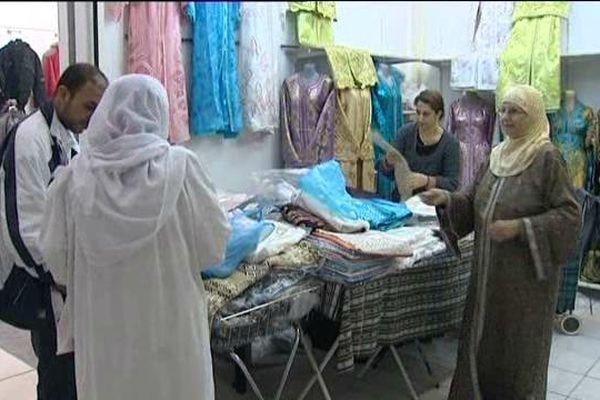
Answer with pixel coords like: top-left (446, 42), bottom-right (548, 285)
top-left (381, 89), bottom-right (460, 199)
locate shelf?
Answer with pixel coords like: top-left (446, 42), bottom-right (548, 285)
top-left (562, 52), bottom-right (600, 64)
top-left (281, 44), bottom-right (328, 60)
top-left (281, 44), bottom-right (450, 68)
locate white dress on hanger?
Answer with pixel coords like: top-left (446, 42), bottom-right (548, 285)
top-left (238, 2), bottom-right (286, 134)
top-left (474, 2), bottom-right (515, 90)
top-left (450, 2), bottom-right (514, 91)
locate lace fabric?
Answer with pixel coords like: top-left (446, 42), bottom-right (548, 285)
top-left (238, 2), bottom-right (286, 134)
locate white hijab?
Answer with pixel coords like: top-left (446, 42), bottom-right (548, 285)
top-left (72, 74), bottom-right (187, 266)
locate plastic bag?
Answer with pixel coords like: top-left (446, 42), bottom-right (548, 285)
top-left (247, 167), bottom-right (310, 206)
top-left (202, 211), bottom-right (273, 279)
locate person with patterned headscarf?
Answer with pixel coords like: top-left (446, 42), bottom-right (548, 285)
top-left (421, 84), bottom-right (581, 399)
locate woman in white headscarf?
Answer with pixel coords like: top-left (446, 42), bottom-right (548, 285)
top-left (420, 85), bottom-right (581, 399)
top-left (39, 74), bottom-right (230, 400)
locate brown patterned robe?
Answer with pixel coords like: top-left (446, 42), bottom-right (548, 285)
top-left (442, 143), bottom-right (581, 399)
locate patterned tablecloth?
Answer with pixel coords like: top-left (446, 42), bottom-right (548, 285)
top-left (319, 236), bottom-right (474, 372)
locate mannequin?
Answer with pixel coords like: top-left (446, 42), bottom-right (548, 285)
top-left (377, 63), bottom-right (394, 85)
top-left (447, 89), bottom-right (495, 189)
top-left (378, 63), bottom-right (390, 76)
top-left (281, 61), bottom-right (336, 168)
top-left (301, 62), bottom-right (320, 84)
top-left (564, 89), bottom-right (576, 113)
top-left (549, 90), bottom-right (596, 190)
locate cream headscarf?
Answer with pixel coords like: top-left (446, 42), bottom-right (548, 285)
top-left (489, 84), bottom-right (551, 177)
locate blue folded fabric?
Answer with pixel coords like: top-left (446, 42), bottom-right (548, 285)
top-left (298, 160), bottom-right (412, 231)
top-left (202, 212), bottom-right (272, 279)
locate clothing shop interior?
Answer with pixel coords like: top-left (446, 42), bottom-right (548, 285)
top-left (1, 1), bottom-right (600, 400)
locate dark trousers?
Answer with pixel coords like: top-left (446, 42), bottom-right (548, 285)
top-left (30, 297), bottom-right (77, 400)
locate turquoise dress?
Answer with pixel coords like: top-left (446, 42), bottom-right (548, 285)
top-left (187, 2), bottom-right (243, 138)
top-left (299, 160), bottom-right (412, 231)
top-left (372, 67), bottom-right (405, 200)
top-left (549, 100), bottom-right (594, 190)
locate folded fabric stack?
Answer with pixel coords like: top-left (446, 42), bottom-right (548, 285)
top-left (245, 220), bottom-right (310, 263)
top-left (205, 239), bottom-right (322, 322)
top-left (265, 240), bottom-right (322, 271)
top-left (249, 161), bottom-right (413, 234)
top-left (281, 204), bottom-right (337, 231)
top-left (205, 262), bottom-right (271, 322)
top-left (308, 229), bottom-right (417, 284)
top-left (404, 196), bottom-right (439, 227)
top-left (384, 227), bottom-right (447, 269)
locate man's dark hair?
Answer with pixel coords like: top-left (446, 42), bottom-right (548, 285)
top-left (55, 63), bottom-right (108, 95)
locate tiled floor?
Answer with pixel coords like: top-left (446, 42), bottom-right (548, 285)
top-left (2, 290), bottom-right (600, 399)
top-left (0, 349), bottom-right (36, 400)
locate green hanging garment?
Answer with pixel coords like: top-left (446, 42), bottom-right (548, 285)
top-left (289, 1), bottom-right (336, 47)
top-left (497, 2), bottom-right (570, 111)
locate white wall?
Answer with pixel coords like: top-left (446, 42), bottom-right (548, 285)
top-left (565, 1), bottom-right (600, 56)
top-left (334, 2), bottom-right (413, 57)
top-left (563, 59), bottom-right (600, 110)
top-left (412, 2), bottom-right (478, 60)
top-left (559, 1), bottom-right (600, 110)
top-left (0, 2), bottom-right (58, 58)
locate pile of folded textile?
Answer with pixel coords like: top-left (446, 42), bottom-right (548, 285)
top-left (307, 228), bottom-right (445, 283)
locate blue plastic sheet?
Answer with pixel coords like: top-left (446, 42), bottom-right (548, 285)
top-left (202, 211), bottom-right (273, 279)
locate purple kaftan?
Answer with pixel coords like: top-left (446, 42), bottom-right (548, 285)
top-left (280, 73), bottom-right (336, 168)
top-left (447, 95), bottom-right (496, 189)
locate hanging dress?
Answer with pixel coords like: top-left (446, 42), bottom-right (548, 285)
top-left (105, 2), bottom-right (191, 144)
top-left (372, 66), bottom-right (405, 199)
top-left (186, 2), bottom-right (243, 138)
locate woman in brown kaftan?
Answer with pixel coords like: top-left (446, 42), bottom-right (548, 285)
top-left (421, 85), bottom-right (581, 400)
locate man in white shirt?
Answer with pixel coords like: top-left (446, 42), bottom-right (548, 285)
top-left (0, 63), bottom-right (107, 400)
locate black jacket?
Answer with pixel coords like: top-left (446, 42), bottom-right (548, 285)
top-left (0, 39), bottom-right (47, 111)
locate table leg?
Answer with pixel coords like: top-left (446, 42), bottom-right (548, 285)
top-left (230, 351), bottom-right (265, 400)
top-left (389, 345), bottom-right (419, 400)
top-left (274, 327), bottom-right (301, 400)
top-left (297, 337), bottom-right (339, 400)
top-left (358, 346), bottom-right (383, 379)
top-left (232, 345), bottom-right (250, 394)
